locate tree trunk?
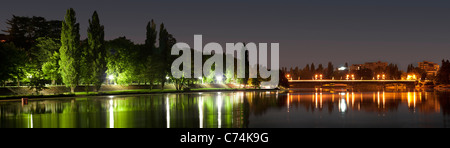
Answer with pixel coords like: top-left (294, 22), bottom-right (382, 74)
top-left (51, 80), bottom-right (56, 85)
top-left (149, 81), bottom-right (153, 90)
top-left (71, 86), bottom-right (75, 94)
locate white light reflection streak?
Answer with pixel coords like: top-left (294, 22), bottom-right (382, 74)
top-left (377, 91), bottom-right (380, 108)
top-left (30, 114), bottom-right (33, 128)
top-left (383, 91), bottom-right (386, 109)
top-left (199, 96), bottom-right (204, 128)
top-left (109, 99), bottom-right (114, 128)
top-left (217, 93), bottom-right (222, 128)
top-left (166, 96), bottom-right (170, 128)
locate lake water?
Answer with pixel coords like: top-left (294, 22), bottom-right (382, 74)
top-left (1, 89), bottom-right (450, 128)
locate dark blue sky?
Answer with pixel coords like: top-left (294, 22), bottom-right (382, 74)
top-left (1, 0), bottom-right (450, 70)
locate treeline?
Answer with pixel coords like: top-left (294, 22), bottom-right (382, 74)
top-left (436, 60), bottom-right (450, 84)
top-left (0, 8), bottom-right (289, 94)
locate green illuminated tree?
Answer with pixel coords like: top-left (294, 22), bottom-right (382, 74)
top-left (87, 11), bottom-right (106, 92)
top-left (59, 8), bottom-right (81, 93)
top-left (106, 37), bottom-right (138, 85)
top-left (35, 37), bottom-right (61, 85)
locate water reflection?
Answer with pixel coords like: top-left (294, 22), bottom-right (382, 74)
top-left (1, 90), bottom-right (450, 128)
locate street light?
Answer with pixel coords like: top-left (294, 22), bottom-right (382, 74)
top-left (217, 76), bottom-right (223, 84)
top-left (198, 77), bottom-right (203, 84)
top-left (108, 75), bottom-right (114, 85)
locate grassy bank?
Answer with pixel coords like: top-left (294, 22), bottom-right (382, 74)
top-left (0, 88), bottom-right (274, 100)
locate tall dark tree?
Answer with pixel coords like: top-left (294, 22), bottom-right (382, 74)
top-left (143, 20), bottom-right (158, 89)
top-left (436, 60), bottom-right (450, 84)
top-left (326, 62), bottom-right (334, 79)
top-left (157, 23), bottom-right (173, 90)
top-left (310, 63), bottom-right (316, 75)
top-left (59, 8), bottom-right (81, 93)
top-left (87, 11), bottom-right (106, 92)
top-left (145, 20), bottom-right (157, 55)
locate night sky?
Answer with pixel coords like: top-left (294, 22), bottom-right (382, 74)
top-left (1, 0), bottom-right (450, 70)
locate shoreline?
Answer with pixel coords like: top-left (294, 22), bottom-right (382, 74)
top-left (0, 88), bottom-right (281, 101)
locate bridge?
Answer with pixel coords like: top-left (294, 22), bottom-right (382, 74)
top-left (289, 80), bottom-right (417, 89)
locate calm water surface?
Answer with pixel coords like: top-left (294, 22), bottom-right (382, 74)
top-left (1, 89), bottom-right (450, 128)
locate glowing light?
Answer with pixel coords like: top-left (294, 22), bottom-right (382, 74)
top-left (166, 96), bottom-right (170, 128)
top-left (217, 76), bottom-right (223, 83)
top-left (338, 67), bottom-right (346, 71)
top-left (108, 75), bottom-right (114, 80)
top-left (339, 99), bottom-right (347, 112)
top-left (109, 99), bottom-right (114, 128)
top-left (199, 97), bottom-right (204, 128)
top-left (217, 94), bottom-right (222, 128)
top-left (30, 114), bottom-right (33, 128)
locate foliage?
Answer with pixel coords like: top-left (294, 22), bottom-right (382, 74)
top-left (106, 37), bottom-right (138, 85)
top-left (59, 8), bottom-right (81, 93)
top-left (436, 60), bottom-right (450, 84)
top-left (87, 11), bottom-right (107, 92)
top-left (3, 15), bottom-right (61, 51)
top-left (34, 37), bottom-right (61, 85)
top-left (0, 43), bottom-right (26, 86)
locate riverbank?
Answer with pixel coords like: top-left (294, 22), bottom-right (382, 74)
top-left (0, 87), bottom-right (280, 100)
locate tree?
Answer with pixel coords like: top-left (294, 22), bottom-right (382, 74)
top-left (326, 62), bottom-right (334, 79)
top-left (3, 15), bottom-right (61, 51)
top-left (356, 68), bottom-right (373, 80)
top-left (310, 63), bottom-right (316, 78)
top-left (436, 60), bottom-right (450, 84)
top-left (157, 23), bottom-right (177, 90)
top-left (35, 37), bottom-right (61, 85)
top-left (0, 43), bottom-right (26, 86)
top-left (105, 37), bottom-right (139, 85)
top-left (87, 11), bottom-right (106, 92)
top-left (143, 20), bottom-right (158, 89)
top-left (279, 70), bottom-right (289, 88)
top-left (317, 64), bottom-right (324, 74)
top-left (59, 8), bottom-right (81, 93)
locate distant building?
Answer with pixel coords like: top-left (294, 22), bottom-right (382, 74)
top-left (350, 61), bottom-right (388, 72)
top-left (418, 61), bottom-right (439, 76)
top-left (0, 34), bottom-right (11, 43)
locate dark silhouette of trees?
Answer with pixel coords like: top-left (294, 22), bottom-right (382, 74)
top-left (436, 60), bottom-right (450, 84)
top-left (3, 15), bottom-right (61, 52)
top-left (86, 11), bottom-right (106, 92)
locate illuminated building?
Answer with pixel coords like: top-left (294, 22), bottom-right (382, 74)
top-left (418, 61), bottom-right (440, 76)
